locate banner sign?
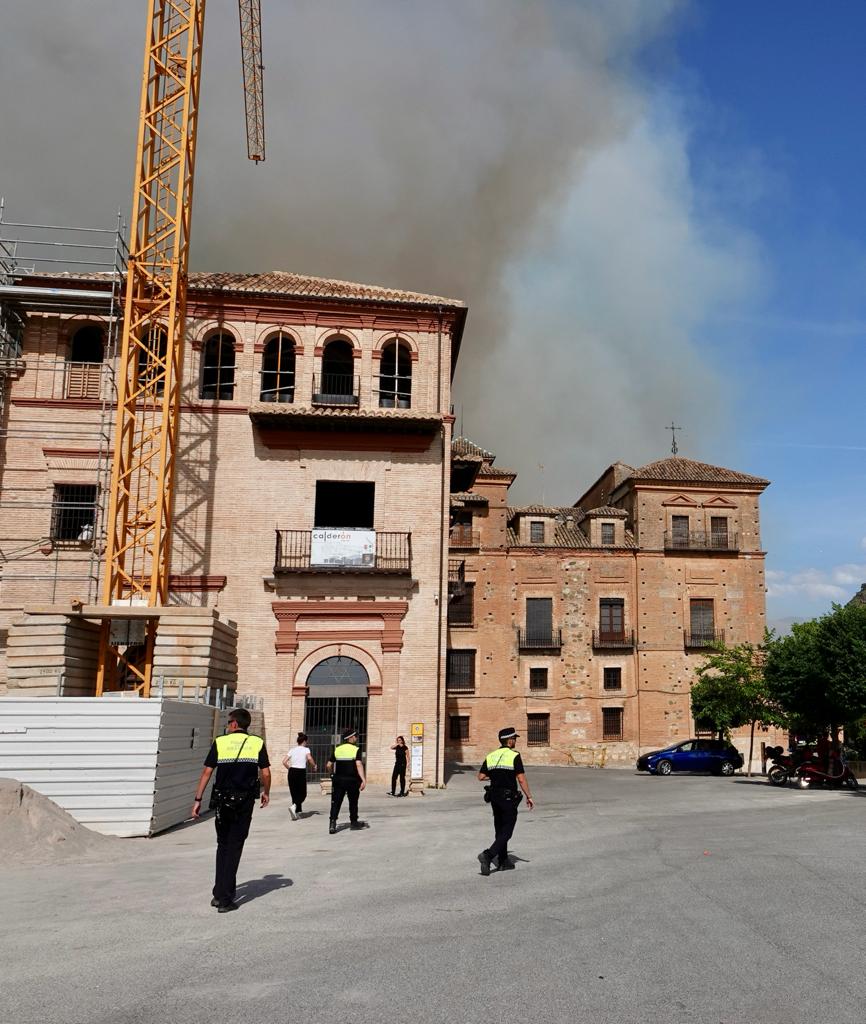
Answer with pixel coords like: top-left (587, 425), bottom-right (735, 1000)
top-left (311, 528), bottom-right (375, 568)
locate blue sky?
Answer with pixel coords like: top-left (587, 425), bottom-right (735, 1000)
top-left (651, 1), bottom-right (866, 623)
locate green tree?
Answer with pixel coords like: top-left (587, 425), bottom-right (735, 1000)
top-left (764, 603), bottom-right (866, 737)
top-left (691, 636), bottom-right (786, 776)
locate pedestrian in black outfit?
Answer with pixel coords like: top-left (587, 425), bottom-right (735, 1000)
top-left (191, 708), bottom-right (271, 912)
top-left (281, 731), bottom-right (317, 820)
top-left (326, 727), bottom-right (367, 834)
top-left (477, 726), bottom-right (534, 875)
top-left (389, 735), bottom-right (408, 796)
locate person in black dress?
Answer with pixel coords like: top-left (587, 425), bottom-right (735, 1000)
top-left (390, 735), bottom-right (408, 796)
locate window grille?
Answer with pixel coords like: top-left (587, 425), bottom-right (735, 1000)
top-left (448, 583), bottom-right (474, 626)
top-left (379, 340), bottom-right (412, 408)
top-left (710, 516), bottom-right (729, 548)
top-left (600, 522), bottom-right (615, 546)
top-left (529, 667), bottom-right (548, 691)
top-left (529, 521), bottom-right (544, 544)
top-left (200, 332), bottom-right (236, 400)
top-left (260, 333), bottom-right (295, 403)
top-left (602, 707), bottom-right (623, 740)
top-left (603, 667), bottom-right (622, 690)
top-left (690, 598), bottom-right (715, 637)
top-left (527, 713), bottom-right (550, 746)
top-left (449, 715), bottom-right (470, 741)
top-left (671, 515), bottom-right (690, 547)
top-left (50, 484), bottom-right (97, 541)
top-left (446, 649), bottom-right (476, 693)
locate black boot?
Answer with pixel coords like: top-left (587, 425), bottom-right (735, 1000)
top-left (329, 819), bottom-right (337, 834)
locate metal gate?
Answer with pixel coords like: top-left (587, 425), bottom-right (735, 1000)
top-left (304, 696), bottom-right (368, 782)
top-left (302, 656), bottom-right (369, 782)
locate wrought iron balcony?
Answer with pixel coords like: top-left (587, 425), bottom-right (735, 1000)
top-left (664, 530), bottom-right (739, 552)
top-left (517, 628), bottom-right (562, 651)
top-left (311, 372), bottom-right (360, 407)
top-left (684, 629), bottom-right (725, 650)
top-left (449, 526), bottom-right (480, 549)
top-left (274, 529), bottom-right (411, 574)
top-left (448, 558), bottom-right (466, 597)
top-left (592, 629), bottom-right (635, 650)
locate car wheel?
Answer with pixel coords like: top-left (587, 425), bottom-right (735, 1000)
top-left (656, 759), bottom-right (673, 776)
top-left (845, 775), bottom-right (860, 790)
top-left (767, 765), bottom-right (788, 787)
top-left (719, 760), bottom-right (735, 776)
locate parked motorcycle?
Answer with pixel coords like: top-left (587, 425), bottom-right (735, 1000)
top-left (765, 745), bottom-right (796, 787)
top-left (796, 758), bottom-right (859, 790)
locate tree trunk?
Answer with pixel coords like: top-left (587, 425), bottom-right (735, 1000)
top-left (747, 720), bottom-right (756, 777)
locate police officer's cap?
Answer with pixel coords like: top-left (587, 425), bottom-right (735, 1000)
top-left (498, 727), bottom-right (519, 743)
top-left (341, 727), bottom-right (359, 741)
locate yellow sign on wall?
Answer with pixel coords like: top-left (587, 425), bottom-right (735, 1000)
top-left (411, 722), bottom-right (424, 738)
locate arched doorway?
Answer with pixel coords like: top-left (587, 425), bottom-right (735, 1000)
top-left (303, 655), bottom-right (369, 780)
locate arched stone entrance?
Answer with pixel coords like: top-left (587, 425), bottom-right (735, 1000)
top-left (303, 655), bottom-right (369, 780)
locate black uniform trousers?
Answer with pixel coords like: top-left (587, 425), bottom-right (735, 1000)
top-left (213, 796), bottom-right (255, 904)
top-left (288, 767), bottom-right (307, 811)
top-left (391, 763), bottom-right (406, 796)
top-left (330, 776), bottom-right (361, 823)
top-left (486, 789), bottom-right (520, 865)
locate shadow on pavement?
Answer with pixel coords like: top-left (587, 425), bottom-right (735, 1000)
top-left (445, 761), bottom-right (478, 784)
top-left (236, 874), bottom-right (294, 904)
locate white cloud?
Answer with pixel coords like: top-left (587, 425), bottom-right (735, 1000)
top-left (766, 563), bottom-right (866, 602)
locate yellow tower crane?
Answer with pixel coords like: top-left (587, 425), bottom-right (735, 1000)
top-left (96, 0), bottom-right (264, 695)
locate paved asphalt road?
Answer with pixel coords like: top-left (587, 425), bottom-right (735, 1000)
top-left (3, 765), bottom-right (865, 1024)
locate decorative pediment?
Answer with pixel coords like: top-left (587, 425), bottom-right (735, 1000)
top-left (703, 495), bottom-right (738, 509)
top-left (662, 494), bottom-right (698, 507)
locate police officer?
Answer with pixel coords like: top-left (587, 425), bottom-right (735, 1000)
top-left (326, 727), bottom-right (367, 834)
top-left (477, 726), bottom-right (534, 875)
top-left (191, 707), bottom-right (271, 912)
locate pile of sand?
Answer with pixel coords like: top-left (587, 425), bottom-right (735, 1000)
top-left (0, 778), bottom-right (119, 864)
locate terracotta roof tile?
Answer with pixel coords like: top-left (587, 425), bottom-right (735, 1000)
top-left (451, 436), bottom-right (495, 459)
top-left (583, 505), bottom-right (628, 518)
top-left (629, 457), bottom-right (769, 486)
top-left (477, 463), bottom-right (516, 478)
top-left (509, 505), bottom-right (582, 517)
top-left (450, 492), bottom-right (488, 505)
top-left (30, 270), bottom-right (465, 308)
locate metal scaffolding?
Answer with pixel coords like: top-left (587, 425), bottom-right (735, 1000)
top-left (0, 201), bottom-right (128, 601)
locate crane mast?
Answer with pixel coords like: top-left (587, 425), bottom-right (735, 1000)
top-left (97, 0), bottom-right (263, 695)
top-left (239, 0), bottom-right (265, 163)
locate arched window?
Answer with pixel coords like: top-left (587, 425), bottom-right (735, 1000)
top-left (69, 325), bottom-right (104, 363)
top-left (379, 339), bottom-right (412, 408)
top-left (200, 332), bottom-right (236, 400)
top-left (66, 325), bottom-right (105, 399)
top-left (260, 332), bottom-right (295, 403)
top-left (140, 326), bottom-right (168, 397)
top-left (314, 337), bottom-right (357, 406)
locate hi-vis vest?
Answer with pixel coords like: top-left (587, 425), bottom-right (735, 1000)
top-left (334, 742), bottom-right (360, 762)
top-left (214, 731), bottom-right (264, 764)
top-left (485, 746), bottom-right (519, 770)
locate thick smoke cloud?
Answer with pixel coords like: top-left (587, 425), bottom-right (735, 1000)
top-left (0, 1), bottom-right (756, 503)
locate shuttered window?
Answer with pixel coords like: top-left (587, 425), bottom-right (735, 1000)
top-left (525, 598), bottom-right (553, 641)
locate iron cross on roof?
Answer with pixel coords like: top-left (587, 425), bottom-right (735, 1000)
top-left (667, 421), bottom-right (682, 455)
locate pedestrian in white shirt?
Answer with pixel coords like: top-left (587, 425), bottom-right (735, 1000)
top-left (281, 732), bottom-right (317, 820)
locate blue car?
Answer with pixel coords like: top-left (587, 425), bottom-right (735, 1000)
top-left (636, 739), bottom-right (743, 776)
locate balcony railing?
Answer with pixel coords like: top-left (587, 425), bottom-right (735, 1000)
top-left (448, 558), bottom-right (466, 597)
top-left (592, 629), bottom-right (635, 649)
top-left (449, 526), bottom-right (480, 549)
top-left (684, 629), bottom-right (725, 650)
top-left (664, 530), bottom-right (739, 552)
top-left (517, 628), bottom-right (562, 651)
top-left (312, 373), bottom-right (359, 407)
top-left (274, 529), bottom-right (411, 574)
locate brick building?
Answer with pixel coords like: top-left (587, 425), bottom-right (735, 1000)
top-left (445, 438), bottom-right (773, 768)
top-left (0, 270), bottom-right (466, 787)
